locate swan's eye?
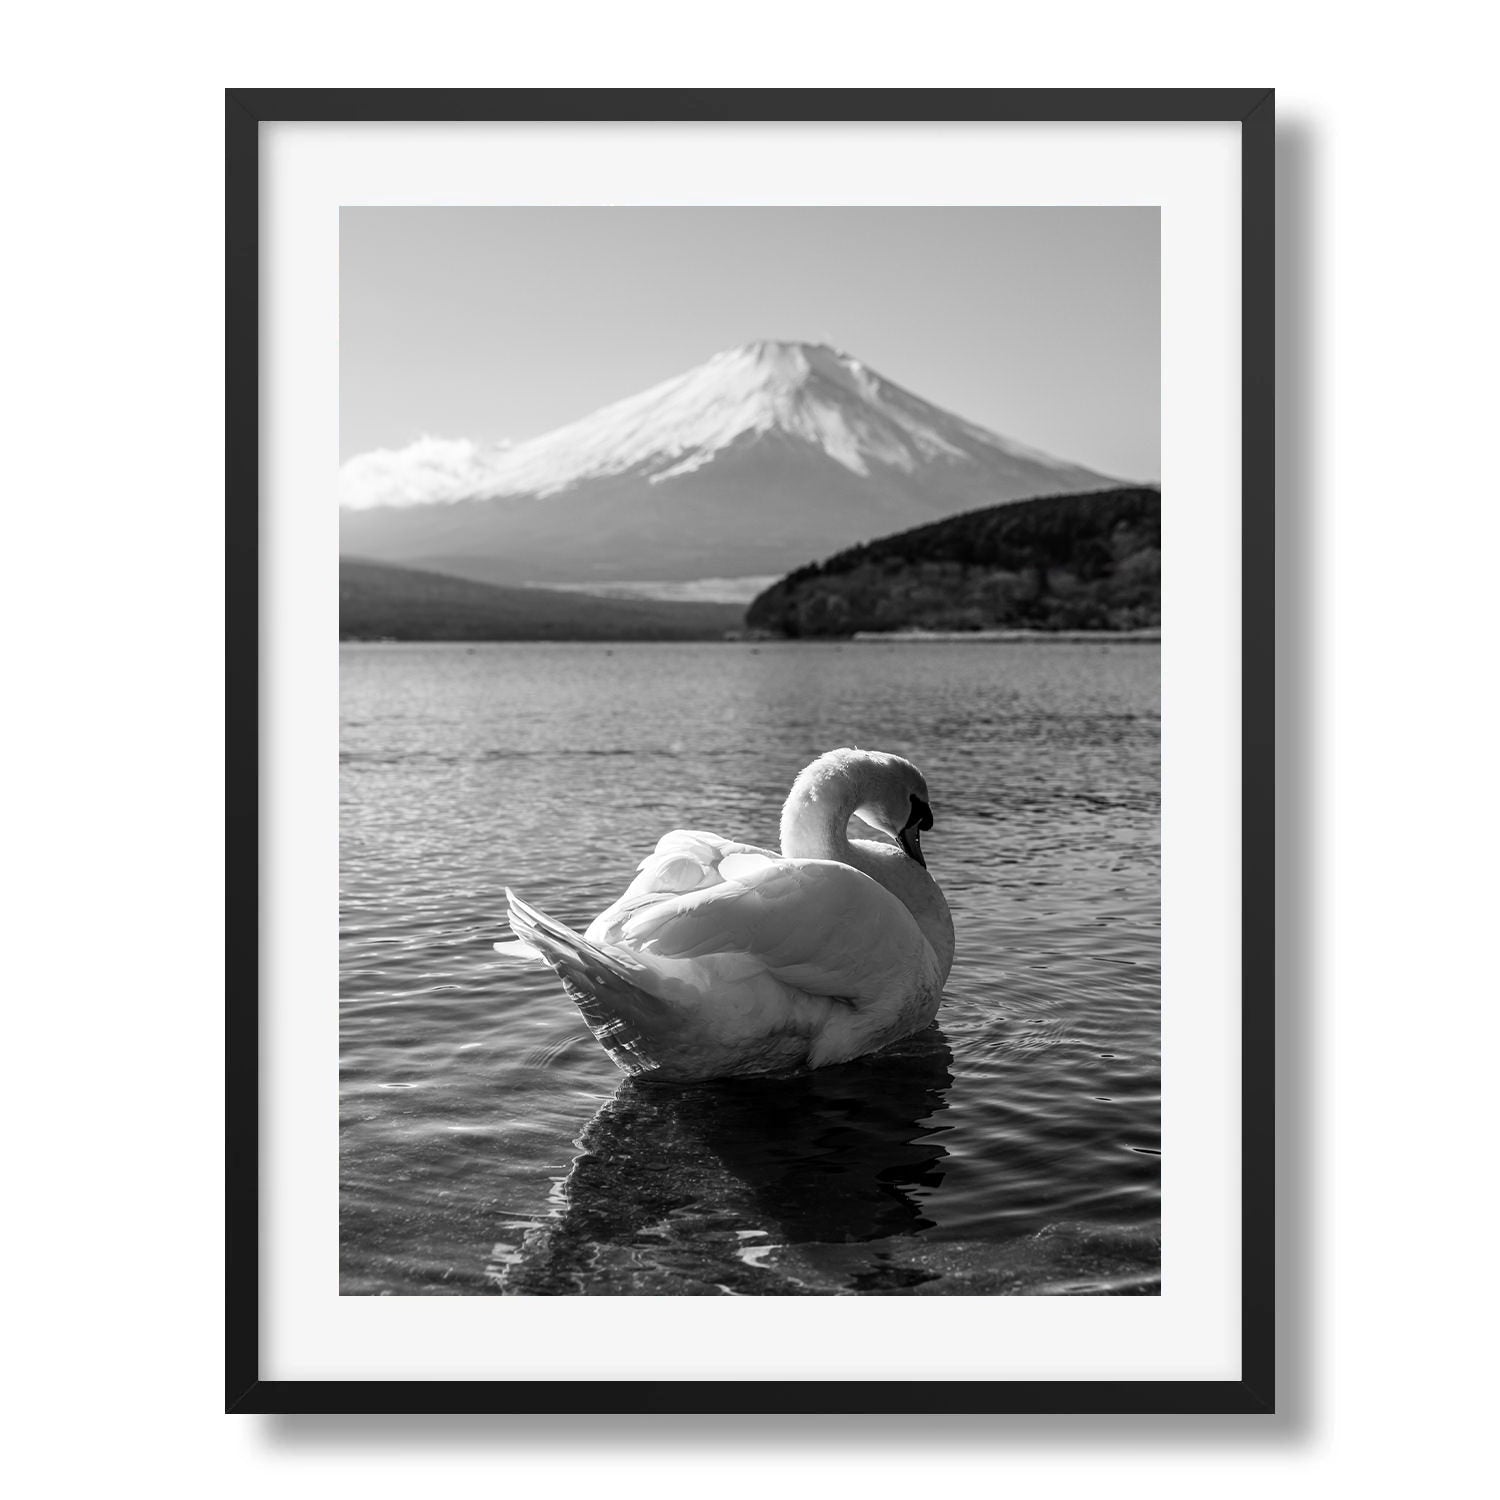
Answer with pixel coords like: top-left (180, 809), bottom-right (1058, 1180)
top-left (904, 795), bottom-right (933, 832)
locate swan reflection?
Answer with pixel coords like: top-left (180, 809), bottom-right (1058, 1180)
top-left (489, 1028), bottom-right (955, 1294)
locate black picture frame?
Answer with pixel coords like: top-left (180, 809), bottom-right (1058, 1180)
top-left (227, 87), bottom-right (1274, 1416)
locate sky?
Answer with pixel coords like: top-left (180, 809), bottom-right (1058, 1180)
top-left (341, 207), bottom-right (1159, 482)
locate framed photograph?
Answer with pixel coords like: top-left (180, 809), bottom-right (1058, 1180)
top-left (228, 88), bottom-right (1273, 1413)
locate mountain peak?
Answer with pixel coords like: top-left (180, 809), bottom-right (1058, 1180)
top-left (472, 339), bottom-right (937, 492)
top-left (710, 339), bottom-right (865, 388)
top-left (340, 341), bottom-right (1115, 511)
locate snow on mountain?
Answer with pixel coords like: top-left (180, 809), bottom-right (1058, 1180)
top-left (342, 341), bottom-right (1106, 507)
top-left (338, 341), bottom-right (1120, 586)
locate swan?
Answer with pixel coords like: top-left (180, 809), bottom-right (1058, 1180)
top-left (494, 747), bottom-right (955, 1083)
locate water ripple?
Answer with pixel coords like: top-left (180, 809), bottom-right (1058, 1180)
top-left (341, 642), bottom-right (1159, 1296)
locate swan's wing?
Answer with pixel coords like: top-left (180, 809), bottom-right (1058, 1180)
top-left (625, 829), bottom-right (777, 898)
top-left (617, 857), bottom-right (924, 1006)
top-left (586, 829), bottom-right (778, 946)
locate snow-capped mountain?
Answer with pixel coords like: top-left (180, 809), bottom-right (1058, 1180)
top-left (339, 341), bottom-right (1119, 586)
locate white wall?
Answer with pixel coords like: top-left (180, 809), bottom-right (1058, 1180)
top-left (5, 4), bottom-right (1495, 1497)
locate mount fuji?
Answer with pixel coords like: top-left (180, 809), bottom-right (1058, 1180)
top-left (339, 341), bottom-right (1119, 589)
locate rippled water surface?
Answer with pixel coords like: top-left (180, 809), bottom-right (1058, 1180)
top-left (341, 641), bottom-right (1160, 1295)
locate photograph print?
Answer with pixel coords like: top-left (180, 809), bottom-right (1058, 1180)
top-left (338, 205), bottom-right (1161, 1298)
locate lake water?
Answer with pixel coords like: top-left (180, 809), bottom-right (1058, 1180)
top-left (340, 641), bottom-right (1160, 1296)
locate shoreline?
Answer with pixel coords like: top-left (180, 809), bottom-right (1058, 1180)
top-left (849, 628), bottom-right (1160, 643)
top-left (343, 628), bottom-right (1162, 646)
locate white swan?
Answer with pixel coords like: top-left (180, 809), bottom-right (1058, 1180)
top-left (494, 748), bottom-right (955, 1083)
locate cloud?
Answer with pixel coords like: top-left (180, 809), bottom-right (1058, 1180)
top-left (338, 435), bottom-right (505, 509)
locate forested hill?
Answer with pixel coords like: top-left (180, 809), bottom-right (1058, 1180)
top-left (744, 486), bottom-right (1160, 638)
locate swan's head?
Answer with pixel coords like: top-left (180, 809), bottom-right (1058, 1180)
top-left (855, 752), bottom-right (935, 868)
top-left (790, 747), bottom-right (936, 867)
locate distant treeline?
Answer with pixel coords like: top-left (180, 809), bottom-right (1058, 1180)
top-left (340, 558), bottom-right (745, 642)
top-left (745, 486), bottom-right (1160, 638)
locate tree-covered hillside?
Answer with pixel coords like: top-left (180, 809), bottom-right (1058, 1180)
top-left (744, 487), bottom-right (1160, 638)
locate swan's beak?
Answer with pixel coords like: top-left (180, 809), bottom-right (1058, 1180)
top-left (899, 795), bottom-right (933, 866)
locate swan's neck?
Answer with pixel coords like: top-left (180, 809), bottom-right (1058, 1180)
top-left (779, 751), bottom-right (955, 979)
top-left (779, 760), bottom-right (873, 862)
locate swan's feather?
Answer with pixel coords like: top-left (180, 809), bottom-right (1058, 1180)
top-left (504, 888), bottom-right (687, 1077)
top-left (492, 937), bottom-right (545, 961)
top-left (624, 830), bottom-right (775, 900)
top-left (619, 856), bottom-right (928, 1007)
